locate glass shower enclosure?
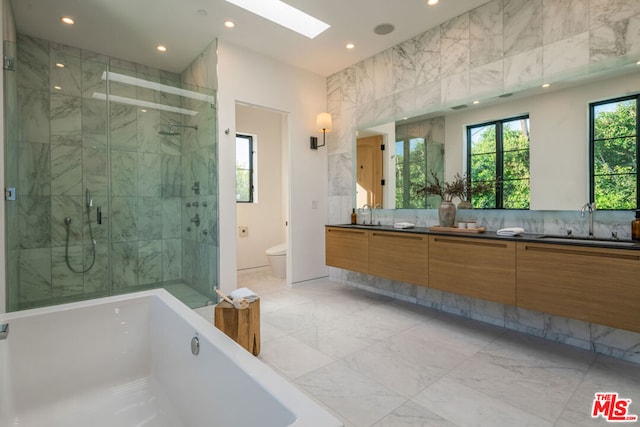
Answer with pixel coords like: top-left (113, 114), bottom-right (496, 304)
top-left (4, 34), bottom-right (219, 311)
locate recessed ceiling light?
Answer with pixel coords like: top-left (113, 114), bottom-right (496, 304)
top-left (156, 45), bottom-right (167, 52)
top-left (346, 43), bottom-right (355, 49)
top-left (61, 16), bottom-right (75, 25)
top-left (427, 0), bottom-right (439, 5)
top-left (54, 85), bottom-right (62, 90)
top-left (224, 20), bottom-right (235, 28)
top-left (224, 0), bottom-right (330, 39)
top-left (55, 63), bottom-right (65, 68)
top-left (473, 100), bottom-right (480, 105)
top-left (374, 23), bottom-right (394, 35)
top-left (636, 60), bottom-right (640, 65)
top-left (140, 109), bottom-right (147, 113)
top-left (542, 83), bottom-right (551, 88)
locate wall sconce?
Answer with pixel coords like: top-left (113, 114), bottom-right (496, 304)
top-left (311, 112), bottom-right (332, 149)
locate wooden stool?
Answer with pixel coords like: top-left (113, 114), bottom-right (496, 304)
top-left (214, 298), bottom-right (260, 356)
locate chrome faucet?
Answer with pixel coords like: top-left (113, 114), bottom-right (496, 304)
top-left (361, 204), bottom-right (372, 225)
top-left (373, 203), bottom-right (383, 225)
top-left (580, 202), bottom-right (596, 238)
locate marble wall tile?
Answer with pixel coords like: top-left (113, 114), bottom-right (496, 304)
top-left (543, 33), bottom-right (589, 79)
top-left (188, 147), bottom-right (216, 197)
top-left (18, 196), bottom-right (51, 249)
top-left (108, 66), bottom-right (137, 100)
top-left (182, 239), bottom-right (195, 285)
top-left (469, 60), bottom-right (504, 98)
top-left (590, 0), bottom-right (640, 27)
top-left (162, 198), bottom-right (182, 239)
top-left (84, 241), bottom-right (108, 294)
top-left (415, 79), bottom-right (442, 112)
top-left (416, 27), bottom-right (441, 87)
top-left (19, 142), bottom-right (51, 196)
top-left (328, 153), bottom-right (353, 197)
top-left (81, 98), bottom-right (107, 147)
top-left (505, 306), bottom-right (545, 337)
top-left (503, 0), bottom-right (543, 57)
top-left (373, 49), bottom-right (394, 100)
top-left (18, 88), bottom-right (49, 144)
top-left (504, 47), bottom-right (543, 89)
top-left (137, 197), bottom-right (162, 240)
top-left (137, 109), bottom-right (164, 154)
top-left (111, 196), bottom-right (137, 242)
top-left (17, 34), bottom-right (48, 91)
top-left (19, 248), bottom-right (52, 305)
top-left (470, 298), bottom-right (506, 328)
top-left (440, 14), bottom-right (469, 76)
top-left (355, 56), bottom-right (375, 106)
top-left (111, 150), bottom-right (137, 196)
top-left (470, 0), bottom-right (503, 68)
top-left (340, 67), bottom-right (357, 113)
top-left (393, 88), bottom-right (417, 116)
top-left (544, 314), bottom-right (592, 351)
top-left (440, 71), bottom-right (469, 106)
top-left (50, 50), bottom-right (81, 97)
top-left (51, 246), bottom-right (84, 297)
top-left (161, 154), bottom-right (182, 197)
top-left (81, 58), bottom-right (107, 99)
top-left (162, 239), bottom-right (182, 281)
top-left (81, 49), bottom-right (109, 65)
top-left (110, 103), bottom-right (137, 151)
top-left (50, 195), bottom-right (82, 247)
top-left (138, 240), bottom-right (163, 286)
top-left (51, 145), bottom-right (82, 196)
top-left (86, 194), bottom-right (108, 243)
top-left (543, 0), bottom-right (589, 45)
top-left (50, 93), bottom-right (82, 146)
top-left (111, 241), bottom-right (138, 289)
top-left (138, 152), bottom-right (161, 197)
top-left (49, 41), bottom-right (81, 58)
top-left (83, 147), bottom-right (108, 196)
top-left (441, 291), bottom-right (471, 317)
top-left (590, 15), bottom-right (640, 66)
top-left (355, 95), bottom-right (394, 126)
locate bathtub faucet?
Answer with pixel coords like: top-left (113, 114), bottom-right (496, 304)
top-left (0, 323), bottom-right (8, 340)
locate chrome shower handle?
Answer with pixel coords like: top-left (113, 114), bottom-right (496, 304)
top-left (97, 206), bottom-right (102, 225)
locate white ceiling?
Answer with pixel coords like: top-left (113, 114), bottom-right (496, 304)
top-left (11, 0), bottom-right (491, 77)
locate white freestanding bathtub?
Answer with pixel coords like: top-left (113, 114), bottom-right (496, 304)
top-left (0, 289), bottom-right (342, 427)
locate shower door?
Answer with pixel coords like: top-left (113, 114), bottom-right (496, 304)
top-left (5, 35), bottom-right (219, 311)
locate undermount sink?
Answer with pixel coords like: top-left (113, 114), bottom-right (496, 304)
top-left (538, 235), bottom-right (638, 247)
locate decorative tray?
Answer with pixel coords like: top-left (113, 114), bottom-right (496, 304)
top-left (429, 226), bottom-right (486, 234)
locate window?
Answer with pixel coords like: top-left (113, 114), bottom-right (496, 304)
top-left (590, 95), bottom-right (639, 210)
top-left (467, 115), bottom-right (530, 209)
top-left (236, 134), bottom-right (255, 203)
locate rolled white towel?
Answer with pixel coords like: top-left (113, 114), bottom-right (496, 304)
top-left (230, 287), bottom-right (259, 302)
top-left (393, 222), bottom-right (415, 229)
top-left (497, 227), bottom-right (525, 236)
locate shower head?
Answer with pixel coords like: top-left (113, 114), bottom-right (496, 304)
top-left (158, 124), bottom-right (198, 136)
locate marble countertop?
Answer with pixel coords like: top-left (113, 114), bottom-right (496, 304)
top-left (326, 224), bottom-right (640, 250)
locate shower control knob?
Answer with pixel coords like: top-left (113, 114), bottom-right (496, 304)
top-left (186, 202), bottom-right (191, 207)
top-left (186, 226), bottom-right (192, 232)
top-left (192, 201), bottom-right (199, 207)
top-left (202, 201), bottom-right (208, 207)
top-left (202, 229), bottom-right (208, 235)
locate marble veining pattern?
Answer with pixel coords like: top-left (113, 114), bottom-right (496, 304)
top-left (469, 0), bottom-right (504, 68)
top-left (543, 32), bottom-right (590, 79)
top-left (543, 0), bottom-right (589, 44)
top-left (440, 14), bottom-right (469, 77)
top-left (216, 277), bottom-right (640, 426)
top-left (590, 14), bottom-right (640, 65)
top-left (503, 0), bottom-right (543, 57)
top-left (50, 93), bottom-right (82, 146)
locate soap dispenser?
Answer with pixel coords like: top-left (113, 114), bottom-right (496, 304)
top-left (632, 210), bottom-right (640, 241)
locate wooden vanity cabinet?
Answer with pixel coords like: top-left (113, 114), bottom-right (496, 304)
top-left (428, 236), bottom-right (516, 305)
top-left (368, 231), bottom-right (429, 286)
top-left (516, 242), bottom-right (640, 333)
top-left (325, 227), bottom-right (369, 274)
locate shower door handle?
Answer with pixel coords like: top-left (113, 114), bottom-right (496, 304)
top-left (97, 206), bottom-right (102, 224)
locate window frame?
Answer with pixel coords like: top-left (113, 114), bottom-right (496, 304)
top-left (589, 94), bottom-right (640, 210)
top-left (235, 133), bottom-right (255, 203)
top-left (466, 114), bottom-right (530, 209)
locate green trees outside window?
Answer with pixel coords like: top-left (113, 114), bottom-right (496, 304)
top-left (236, 134), bottom-right (254, 203)
top-left (590, 96), bottom-right (639, 210)
top-left (467, 116), bottom-right (530, 209)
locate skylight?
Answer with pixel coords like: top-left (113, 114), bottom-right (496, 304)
top-left (225, 0), bottom-right (330, 39)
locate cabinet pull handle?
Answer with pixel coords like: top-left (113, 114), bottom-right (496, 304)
top-left (327, 228), bottom-right (366, 236)
top-left (433, 237), bottom-right (507, 249)
top-left (524, 245), bottom-right (640, 261)
top-left (372, 232), bottom-right (424, 241)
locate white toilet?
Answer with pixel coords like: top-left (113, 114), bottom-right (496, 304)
top-left (265, 243), bottom-right (287, 279)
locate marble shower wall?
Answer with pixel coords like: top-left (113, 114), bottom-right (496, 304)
top-left (180, 41), bottom-right (218, 298)
top-left (326, 0), bottom-right (640, 363)
top-left (12, 33), bottom-right (197, 308)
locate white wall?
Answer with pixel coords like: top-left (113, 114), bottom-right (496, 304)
top-left (236, 104), bottom-right (286, 270)
top-left (217, 41), bottom-right (328, 294)
top-left (445, 72), bottom-right (640, 210)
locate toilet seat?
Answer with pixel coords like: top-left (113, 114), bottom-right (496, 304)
top-left (266, 243), bottom-right (286, 256)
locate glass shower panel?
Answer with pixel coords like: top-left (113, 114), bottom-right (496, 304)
top-left (5, 34), bottom-right (219, 311)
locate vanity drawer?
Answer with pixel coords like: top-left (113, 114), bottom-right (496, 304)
top-left (325, 227), bottom-right (369, 274)
top-left (369, 231), bottom-right (429, 286)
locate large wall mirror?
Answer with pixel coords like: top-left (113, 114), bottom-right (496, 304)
top-left (355, 69), bottom-right (640, 211)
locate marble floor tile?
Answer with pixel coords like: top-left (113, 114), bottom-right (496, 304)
top-left (412, 377), bottom-right (553, 426)
top-left (258, 334), bottom-right (334, 380)
top-left (295, 360), bottom-right (406, 427)
top-left (372, 401), bottom-right (457, 427)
